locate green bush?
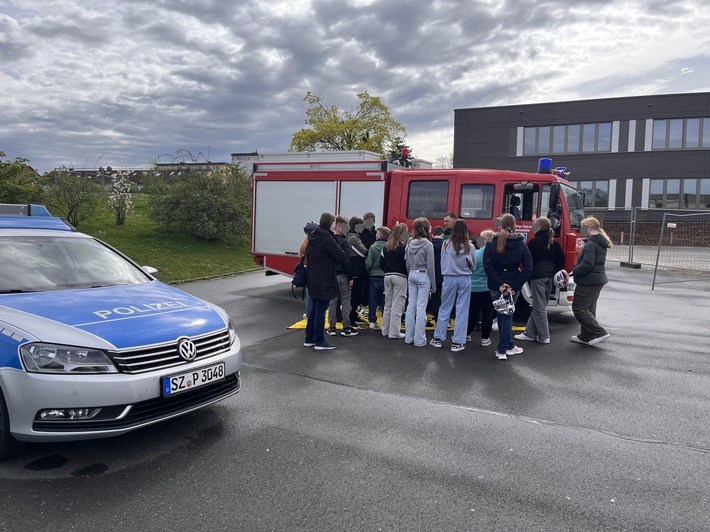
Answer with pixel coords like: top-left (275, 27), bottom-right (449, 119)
top-left (147, 166), bottom-right (251, 241)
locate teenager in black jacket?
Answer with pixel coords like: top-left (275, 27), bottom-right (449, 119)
top-left (304, 212), bottom-right (347, 350)
top-left (515, 216), bottom-right (566, 345)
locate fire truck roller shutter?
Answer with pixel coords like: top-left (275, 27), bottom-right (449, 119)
top-left (338, 181), bottom-right (385, 225)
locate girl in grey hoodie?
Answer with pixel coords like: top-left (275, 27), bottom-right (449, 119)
top-left (404, 217), bottom-right (436, 347)
top-left (431, 220), bottom-right (476, 351)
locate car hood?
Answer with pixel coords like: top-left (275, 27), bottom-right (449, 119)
top-left (0, 281), bottom-right (228, 350)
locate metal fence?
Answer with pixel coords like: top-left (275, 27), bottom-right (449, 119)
top-left (585, 208), bottom-right (710, 287)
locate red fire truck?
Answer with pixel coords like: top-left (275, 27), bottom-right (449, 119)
top-left (250, 152), bottom-right (586, 305)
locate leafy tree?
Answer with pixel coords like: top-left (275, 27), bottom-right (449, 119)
top-left (108, 170), bottom-right (133, 225)
top-left (45, 171), bottom-right (104, 227)
top-left (147, 165), bottom-right (251, 241)
top-left (290, 91), bottom-right (406, 156)
top-left (0, 151), bottom-right (42, 203)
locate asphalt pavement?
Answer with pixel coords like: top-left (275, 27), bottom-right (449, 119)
top-left (1, 263), bottom-right (708, 531)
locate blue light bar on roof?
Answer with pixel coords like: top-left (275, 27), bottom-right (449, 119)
top-left (0, 204), bottom-right (52, 216)
top-left (537, 158), bottom-right (552, 174)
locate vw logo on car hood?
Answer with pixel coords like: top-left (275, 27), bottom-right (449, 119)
top-left (177, 338), bottom-right (198, 361)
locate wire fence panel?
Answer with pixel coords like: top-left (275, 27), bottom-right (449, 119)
top-left (585, 208), bottom-right (710, 287)
top-left (652, 212), bottom-right (710, 288)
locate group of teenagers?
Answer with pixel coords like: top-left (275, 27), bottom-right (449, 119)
top-left (301, 210), bottom-right (614, 360)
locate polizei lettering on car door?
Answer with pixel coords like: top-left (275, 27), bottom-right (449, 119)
top-left (93, 301), bottom-right (190, 320)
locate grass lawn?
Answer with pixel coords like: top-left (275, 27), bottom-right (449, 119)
top-left (79, 195), bottom-right (259, 284)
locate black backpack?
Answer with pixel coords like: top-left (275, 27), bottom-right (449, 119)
top-left (291, 256), bottom-right (307, 298)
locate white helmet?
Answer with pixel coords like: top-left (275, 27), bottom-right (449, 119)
top-left (553, 270), bottom-right (569, 288)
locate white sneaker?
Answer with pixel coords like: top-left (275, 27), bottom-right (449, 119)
top-left (451, 343), bottom-right (465, 352)
top-left (388, 332), bottom-right (405, 339)
top-left (514, 333), bottom-right (535, 342)
top-left (481, 338), bottom-right (492, 346)
top-left (506, 346), bottom-right (523, 356)
top-left (588, 333), bottom-right (610, 346)
top-left (491, 321), bottom-right (499, 332)
top-left (537, 338), bottom-right (550, 344)
top-left (369, 322), bottom-right (378, 330)
top-left (495, 351), bottom-right (507, 360)
top-left (571, 335), bottom-right (589, 344)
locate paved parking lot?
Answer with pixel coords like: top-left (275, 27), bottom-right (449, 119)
top-left (1, 262), bottom-right (708, 531)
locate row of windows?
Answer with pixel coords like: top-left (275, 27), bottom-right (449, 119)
top-left (571, 178), bottom-right (710, 209)
top-left (652, 118), bottom-right (710, 150)
top-left (649, 178), bottom-right (710, 209)
top-left (523, 123), bottom-right (612, 156)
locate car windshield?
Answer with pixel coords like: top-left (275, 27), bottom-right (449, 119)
top-left (0, 235), bottom-right (151, 293)
top-left (561, 183), bottom-right (585, 230)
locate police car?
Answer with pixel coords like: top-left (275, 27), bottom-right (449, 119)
top-left (0, 204), bottom-right (241, 459)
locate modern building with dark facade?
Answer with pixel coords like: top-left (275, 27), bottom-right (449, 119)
top-left (453, 92), bottom-right (710, 211)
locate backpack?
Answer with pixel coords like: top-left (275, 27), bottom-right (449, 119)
top-left (291, 255), bottom-right (307, 298)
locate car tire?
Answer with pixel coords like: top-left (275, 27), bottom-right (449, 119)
top-left (0, 389), bottom-right (26, 460)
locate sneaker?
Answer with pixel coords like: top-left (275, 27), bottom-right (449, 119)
top-left (537, 338), bottom-right (550, 344)
top-left (588, 333), bottom-right (610, 346)
top-left (341, 327), bottom-right (358, 337)
top-left (314, 341), bottom-right (337, 350)
top-left (388, 332), bottom-right (405, 339)
top-left (506, 346), bottom-right (524, 356)
top-left (304, 341), bottom-right (316, 347)
top-left (481, 338), bottom-right (492, 347)
top-left (369, 322), bottom-right (378, 330)
top-left (571, 335), bottom-right (589, 344)
top-left (514, 333), bottom-right (535, 342)
top-left (326, 326), bottom-right (337, 336)
top-left (496, 351), bottom-right (507, 360)
top-left (451, 343), bottom-right (465, 352)
top-left (491, 320), bottom-right (498, 332)
top-left (465, 335), bottom-right (472, 342)
top-left (429, 337), bottom-right (443, 348)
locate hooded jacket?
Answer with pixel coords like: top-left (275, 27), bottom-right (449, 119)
top-left (405, 238), bottom-right (436, 288)
top-left (483, 232), bottom-right (533, 292)
top-left (365, 238), bottom-right (387, 278)
top-left (440, 240), bottom-right (476, 277)
top-left (305, 226), bottom-right (347, 300)
top-left (572, 233), bottom-right (609, 286)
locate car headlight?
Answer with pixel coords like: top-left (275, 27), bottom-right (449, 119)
top-left (20, 343), bottom-right (118, 374)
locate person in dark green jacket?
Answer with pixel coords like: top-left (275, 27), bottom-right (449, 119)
top-left (364, 226), bottom-right (390, 328)
top-left (570, 217), bottom-right (613, 346)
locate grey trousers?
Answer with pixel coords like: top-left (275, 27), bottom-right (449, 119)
top-left (328, 274), bottom-right (352, 328)
top-left (572, 284), bottom-right (607, 342)
top-left (524, 277), bottom-right (553, 341)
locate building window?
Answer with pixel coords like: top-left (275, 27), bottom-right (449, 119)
top-left (652, 118), bottom-right (710, 150)
top-left (573, 180), bottom-right (609, 208)
top-left (648, 178), bottom-right (710, 208)
top-left (522, 123), bottom-right (612, 156)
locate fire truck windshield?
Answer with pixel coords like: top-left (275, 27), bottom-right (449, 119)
top-left (560, 183), bottom-right (585, 230)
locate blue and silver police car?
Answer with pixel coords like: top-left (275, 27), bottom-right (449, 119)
top-left (0, 204), bottom-right (241, 459)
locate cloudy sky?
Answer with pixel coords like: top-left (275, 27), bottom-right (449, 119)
top-left (2, 0), bottom-right (710, 173)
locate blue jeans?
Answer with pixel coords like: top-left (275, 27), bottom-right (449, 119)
top-left (368, 277), bottom-right (385, 323)
top-left (405, 270), bottom-right (430, 346)
top-left (305, 298), bottom-right (329, 345)
top-left (491, 290), bottom-right (520, 354)
top-left (434, 275), bottom-right (471, 345)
